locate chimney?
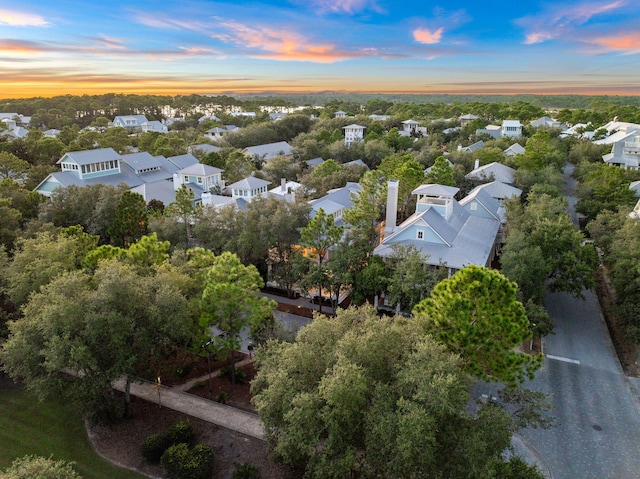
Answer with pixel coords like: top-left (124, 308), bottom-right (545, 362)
top-left (281, 177), bottom-right (287, 192)
top-left (474, 159), bottom-right (480, 170)
top-left (384, 180), bottom-right (399, 237)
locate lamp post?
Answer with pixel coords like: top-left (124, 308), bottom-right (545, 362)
top-left (203, 339), bottom-right (214, 396)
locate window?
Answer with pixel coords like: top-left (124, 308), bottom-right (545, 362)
top-left (197, 177), bottom-right (203, 184)
top-left (470, 202), bottom-right (477, 211)
top-left (417, 230), bottom-right (424, 240)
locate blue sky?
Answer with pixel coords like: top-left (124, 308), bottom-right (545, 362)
top-left (1, 0), bottom-right (639, 98)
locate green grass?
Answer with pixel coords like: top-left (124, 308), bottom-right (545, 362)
top-left (0, 387), bottom-right (146, 479)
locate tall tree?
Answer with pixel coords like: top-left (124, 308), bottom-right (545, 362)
top-left (414, 265), bottom-right (542, 387)
top-left (0, 259), bottom-right (192, 419)
top-left (106, 190), bottom-right (148, 247)
top-left (165, 184), bottom-right (198, 247)
top-left (199, 252), bottom-right (276, 383)
top-left (299, 208), bottom-right (343, 313)
top-left (425, 155), bottom-right (455, 186)
top-left (252, 305), bottom-right (545, 479)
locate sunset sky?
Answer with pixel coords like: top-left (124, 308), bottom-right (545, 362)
top-left (1, 0), bottom-right (640, 98)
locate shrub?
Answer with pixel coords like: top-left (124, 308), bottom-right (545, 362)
top-left (166, 420), bottom-right (195, 446)
top-left (232, 462), bottom-right (262, 479)
top-left (192, 380), bottom-right (206, 389)
top-left (141, 433), bottom-right (169, 463)
top-left (215, 391), bottom-right (228, 404)
top-left (220, 365), bottom-right (247, 384)
top-left (161, 443), bottom-right (214, 479)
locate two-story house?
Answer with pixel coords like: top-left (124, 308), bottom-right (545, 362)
top-left (342, 124), bottom-right (366, 146)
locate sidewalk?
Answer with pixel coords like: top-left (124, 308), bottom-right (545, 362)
top-left (113, 372), bottom-right (264, 441)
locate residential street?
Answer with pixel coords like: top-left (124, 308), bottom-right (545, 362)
top-left (519, 163), bottom-right (640, 478)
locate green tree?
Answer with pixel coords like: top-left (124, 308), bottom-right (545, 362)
top-left (425, 155), bottom-right (455, 186)
top-left (0, 151), bottom-right (31, 182)
top-left (386, 244), bottom-right (447, 313)
top-left (165, 184), bottom-right (198, 247)
top-left (199, 252), bottom-right (276, 383)
top-left (0, 259), bottom-right (192, 419)
top-left (299, 208), bottom-right (343, 313)
top-left (252, 305), bottom-right (543, 479)
top-left (414, 265), bottom-right (542, 386)
top-left (107, 190), bottom-right (148, 247)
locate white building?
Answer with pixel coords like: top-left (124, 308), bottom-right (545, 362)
top-left (342, 124), bottom-right (366, 146)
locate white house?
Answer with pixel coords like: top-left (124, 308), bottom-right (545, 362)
top-left (204, 127), bottom-right (230, 141)
top-left (602, 130), bottom-right (640, 170)
top-left (402, 119), bottom-right (420, 134)
top-left (227, 176), bottom-right (271, 202)
top-left (269, 178), bottom-right (302, 202)
top-left (173, 163), bottom-right (224, 194)
top-left (334, 110), bottom-right (347, 118)
top-left (460, 113), bottom-right (479, 127)
top-left (112, 115), bottom-right (148, 129)
top-left (501, 120), bottom-right (522, 138)
top-left (342, 124), bottom-right (366, 146)
top-left (141, 121), bottom-right (168, 133)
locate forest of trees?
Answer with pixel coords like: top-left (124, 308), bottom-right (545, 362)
top-left (1, 93), bottom-right (640, 478)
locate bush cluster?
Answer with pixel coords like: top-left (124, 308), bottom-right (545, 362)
top-left (140, 420), bottom-right (195, 463)
top-left (232, 462), bottom-right (262, 479)
top-left (161, 443), bottom-right (214, 479)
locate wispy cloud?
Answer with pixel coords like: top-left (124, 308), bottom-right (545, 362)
top-left (517, 1), bottom-right (626, 44)
top-left (293, 0), bottom-right (384, 15)
top-left (589, 32), bottom-right (640, 55)
top-left (211, 18), bottom-right (384, 62)
top-left (0, 8), bottom-right (50, 27)
top-left (413, 27), bottom-right (444, 44)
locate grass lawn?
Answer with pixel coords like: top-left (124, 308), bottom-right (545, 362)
top-left (0, 386), bottom-right (147, 479)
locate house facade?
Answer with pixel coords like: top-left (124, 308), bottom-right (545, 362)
top-left (342, 124), bottom-right (366, 146)
top-left (112, 115), bottom-right (148, 129)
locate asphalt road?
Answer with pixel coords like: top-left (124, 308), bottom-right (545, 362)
top-left (519, 162), bottom-right (640, 478)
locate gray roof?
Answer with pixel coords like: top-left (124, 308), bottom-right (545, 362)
top-left (179, 163), bottom-right (223, 176)
top-left (461, 140), bottom-right (484, 152)
top-left (57, 148), bottom-right (121, 166)
top-left (130, 179), bottom-right (177, 206)
top-left (343, 159), bottom-right (369, 170)
top-left (459, 187), bottom-right (502, 221)
top-left (168, 153), bottom-right (199, 169)
top-left (504, 143), bottom-right (525, 156)
top-left (342, 124), bottom-right (366, 129)
top-left (228, 176), bottom-right (271, 190)
top-left (374, 198), bottom-right (500, 270)
top-left (306, 157), bottom-right (324, 167)
top-left (202, 194), bottom-right (248, 211)
top-left (469, 181), bottom-right (522, 200)
top-left (465, 162), bottom-right (515, 184)
top-left (412, 184), bottom-right (460, 197)
top-left (309, 182), bottom-right (362, 216)
top-left (120, 152), bottom-right (162, 172)
top-left (189, 144), bottom-right (221, 154)
top-left (243, 141), bottom-right (292, 160)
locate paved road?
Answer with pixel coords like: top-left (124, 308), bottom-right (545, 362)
top-left (519, 162), bottom-right (640, 478)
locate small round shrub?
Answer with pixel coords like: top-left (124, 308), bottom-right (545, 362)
top-left (232, 462), bottom-right (262, 479)
top-left (216, 391), bottom-right (229, 404)
top-left (220, 365), bottom-right (247, 384)
top-left (166, 420), bottom-right (195, 446)
top-left (140, 433), bottom-right (169, 463)
top-left (161, 443), bottom-right (214, 479)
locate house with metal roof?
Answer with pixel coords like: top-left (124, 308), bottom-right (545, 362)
top-left (173, 163), bottom-right (224, 194)
top-left (465, 161), bottom-right (516, 185)
top-left (112, 115), bottom-right (148, 129)
top-left (458, 140), bottom-right (484, 153)
top-left (227, 176), bottom-right (271, 202)
top-left (504, 143), bottom-right (526, 157)
top-left (602, 130), bottom-right (640, 170)
top-left (141, 120), bottom-right (168, 133)
top-left (373, 181), bottom-right (501, 274)
top-left (34, 149), bottom-right (179, 197)
top-left (308, 182), bottom-right (362, 226)
top-left (460, 113), bottom-right (479, 127)
top-left (243, 141), bottom-right (293, 163)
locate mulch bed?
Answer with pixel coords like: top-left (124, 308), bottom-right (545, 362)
top-left (186, 362), bottom-right (257, 413)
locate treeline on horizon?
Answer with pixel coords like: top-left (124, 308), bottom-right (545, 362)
top-left (2, 92), bottom-right (640, 130)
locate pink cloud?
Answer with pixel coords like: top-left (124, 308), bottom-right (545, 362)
top-left (413, 27), bottom-right (444, 45)
top-left (590, 32), bottom-right (640, 54)
top-left (0, 8), bottom-right (50, 27)
top-left (212, 19), bottom-right (372, 62)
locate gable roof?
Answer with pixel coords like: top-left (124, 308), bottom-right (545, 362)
top-left (459, 188), bottom-right (502, 221)
top-left (342, 124), bottom-right (366, 129)
top-left (179, 163), bottom-right (223, 176)
top-left (504, 143), bottom-right (525, 156)
top-left (469, 181), bottom-right (522, 200)
top-left (243, 141), bottom-right (292, 159)
top-left (412, 184), bottom-right (459, 197)
top-left (465, 162), bottom-right (515, 184)
top-left (189, 143), bottom-right (221, 154)
top-left (227, 176), bottom-right (271, 190)
top-left (167, 153), bottom-right (199, 169)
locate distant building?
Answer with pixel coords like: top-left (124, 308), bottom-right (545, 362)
top-left (342, 124), bottom-right (366, 146)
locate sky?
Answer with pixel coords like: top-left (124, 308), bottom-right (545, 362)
top-left (1, 0), bottom-right (640, 98)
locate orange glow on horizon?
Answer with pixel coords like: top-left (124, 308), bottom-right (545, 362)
top-left (1, 79), bottom-right (640, 100)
